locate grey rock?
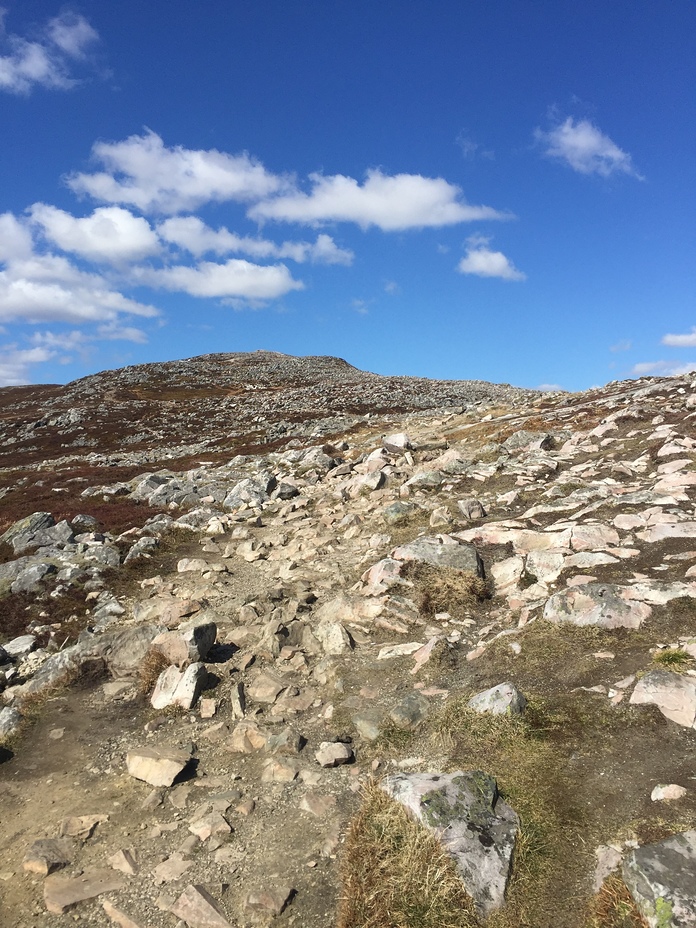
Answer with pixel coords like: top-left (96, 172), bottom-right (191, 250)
top-left (501, 430), bottom-right (552, 453)
top-left (622, 829), bottom-right (696, 927)
top-left (123, 536), bottom-right (159, 564)
top-left (352, 710), bottom-right (384, 741)
top-left (392, 535), bottom-right (484, 577)
top-left (70, 514), bottom-right (101, 533)
top-left (151, 663), bottom-right (207, 710)
top-left (458, 498), bottom-right (487, 520)
top-left (3, 634), bottom-right (37, 659)
top-left (382, 502), bottom-right (419, 525)
top-left (11, 562), bottom-right (57, 594)
top-left (543, 584), bottom-right (652, 630)
top-left (383, 432), bottom-right (412, 453)
top-left (23, 837), bottom-right (72, 875)
top-left (382, 770), bottom-right (518, 916)
top-left (468, 683), bottom-right (527, 716)
top-left (389, 692), bottom-right (430, 730)
top-left (1, 511), bottom-right (55, 551)
top-left (0, 706), bottom-right (22, 738)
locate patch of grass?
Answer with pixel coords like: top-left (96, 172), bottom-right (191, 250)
top-left (337, 781), bottom-right (480, 928)
top-left (403, 562), bottom-right (490, 619)
top-left (652, 648), bottom-right (694, 671)
top-left (138, 647), bottom-right (171, 695)
top-left (434, 696), bottom-right (584, 928)
top-left (585, 875), bottom-right (648, 928)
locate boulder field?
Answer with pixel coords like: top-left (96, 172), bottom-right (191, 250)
top-left (0, 354), bottom-right (695, 927)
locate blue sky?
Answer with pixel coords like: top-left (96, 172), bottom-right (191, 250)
top-left (0, 1), bottom-right (693, 391)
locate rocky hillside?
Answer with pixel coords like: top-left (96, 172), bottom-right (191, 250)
top-left (0, 353), bottom-right (694, 928)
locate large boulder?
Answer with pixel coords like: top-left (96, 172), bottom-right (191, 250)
top-left (391, 536), bottom-right (484, 577)
top-left (622, 830), bottom-right (696, 927)
top-left (382, 771), bottom-right (518, 916)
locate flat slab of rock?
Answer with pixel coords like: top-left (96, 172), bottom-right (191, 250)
top-left (23, 838), bottom-right (72, 875)
top-left (244, 884), bottom-right (295, 917)
top-left (102, 899), bottom-right (144, 928)
top-left (543, 583), bottom-right (652, 629)
top-left (630, 670), bottom-right (696, 728)
top-left (126, 746), bottom-right (191, 787)
top-left (622, 829), bottom-right (696, 927)
top-left (43, 868), bottom-right (126, 914)
top-left (382, 770), bottom-right (518, 916)
top-left (171, 884), bottom-right (232, 927)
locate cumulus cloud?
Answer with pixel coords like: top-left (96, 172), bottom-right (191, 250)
top-left (0, 344), bottom-right (56, 385)
top-left (68, 131), bottom-right (286, 214)
top-left (662, 329), bottom-right (696, 348)
top-left (30, 204), bottom-right (160, 263)
top-left (141, 258), bottom-right (304, 301)
top-left (631, 360), bottom-right (696, 377)
top-left (0, 250), bottom-right (160, 325)
top-left (249, 169), bottom-right (508, 231)
top-left (0, 212), bottom-right (33, 261)
top-left (0, 9), bottom-right (98, 95)
top-left (158, 216), bottom-right (352, 265)
top-left (537, 383), bottom-right (564, 393)
top-left (535, 117), bottom-right (643, 179)
top-left (457, 235), bottom-right (526, 281)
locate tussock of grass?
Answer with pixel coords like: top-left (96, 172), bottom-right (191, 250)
top-left (337, 781), bottom-right (480, 928)
top-left (138, 648), bottom-right (170, 695)
top-left (652, 648), bottom-right (694, 671)
top-left (586, 875), bottom-right (648, 928)
top-left (404, 562), bottom-right (490, 619)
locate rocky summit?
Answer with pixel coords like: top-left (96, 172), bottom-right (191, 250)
top-left (0, 351), bottom-right (695, 928)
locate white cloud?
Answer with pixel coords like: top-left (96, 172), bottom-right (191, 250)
top-left (457, 235), bottom-right (526, 281)
top-left (31, 329), bottom-right (89, 351)
top-left (96, 323), bottom-right (148, 343)
top-left (631, 360), bottom-right (696, 377)
top-left (158, 216), bottom-right (352, 265)
top-left (537, 383), bottom-right (564, 392)
top-left (30, 203), bottom-right (160, 263)
top-left (68, 131), bottom-right (286, 214)
top-left (351, 298), bottom-right (370, 316)
top-left (662, 329), bottom-right (696, 348)
top-left (0, 10), bottom-right (98, 95)
top-left (141, 258), bottom-right (304, 301)
top-left (0, 212), bottom-right (33, 261)
top-left (610, 339), bottom-right (632, 352)
top-left (0, 251), bottom-right (160, 325)
top-left (0, 343), bottom-right (57, 384)
top-left (249, 169), bottom-right (509, 230)
top-left (46, 11), bottom-right (99, 59)
top-left (535, 117), bottom-right (643, 179)
top-left (384, 280), bottom-right (399, 295)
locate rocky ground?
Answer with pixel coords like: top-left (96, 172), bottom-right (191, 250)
top-left (0, 352), bottom-right (695, 928)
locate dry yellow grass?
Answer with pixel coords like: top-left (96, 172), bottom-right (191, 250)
top-left (403, 562), bottom-right (490, 619)
top-left (337, 781), bottom-right (480, 928)
top-left (138, 647), bottom-right (170, 695)
top-left (585, 875), bottom-right (649, 928)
